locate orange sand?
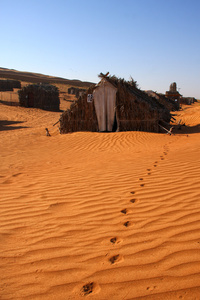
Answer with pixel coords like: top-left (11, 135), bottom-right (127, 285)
top-left (0, 101), bottom-right (200, 299)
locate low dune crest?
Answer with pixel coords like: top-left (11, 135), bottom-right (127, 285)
top-left (1, 100), bottom-right (200, 299)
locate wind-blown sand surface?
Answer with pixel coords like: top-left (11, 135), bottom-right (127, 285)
top-left (1, 101), bottom-right (200, 299)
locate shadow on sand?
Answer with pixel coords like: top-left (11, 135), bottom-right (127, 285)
top-left (0, 120), bottom-right (28, 131)
top-left (0, 100), bottom-right (19, 107)
top-left (173, 124), bottom-right (200, 135)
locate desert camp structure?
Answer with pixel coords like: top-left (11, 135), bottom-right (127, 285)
top-left (18, 83), bottom-right (60, 111)
top-left (68, 87), bottom-right (86, 98)
top-left (165, 82), bottom-right (181, 109)
top-left (165, 83), bottom-right (197, 107)
top-left (0, 79), bottom-right (21, 91)
top-left (180, 97), bottom-right (196, 105)
top-left (59, 74), bottom-right (172, 134)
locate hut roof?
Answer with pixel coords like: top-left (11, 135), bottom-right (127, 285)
top-left (103, 75), bottom-right (164, 109)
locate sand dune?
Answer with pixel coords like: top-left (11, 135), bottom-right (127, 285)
top-left (1, 101), bottom-right (200, 299)
top-left (0, 67), bottom-right (93, 87)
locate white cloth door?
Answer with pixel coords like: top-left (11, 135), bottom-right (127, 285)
top-left (93, 80), bottom-right (117, 132)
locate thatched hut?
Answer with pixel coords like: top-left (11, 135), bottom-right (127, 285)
top-left (68, 87), bottom-right (77, 95)
top-left (180, 97), bottom-right (196, 105)
top-left (18, 83), bottom-right (60, 111)
top-left (60, 74), bottom-right (171, 134)
top-left (68, 87), bottom-right (86, 98)
top-left (76, 88), bottom-right (86, 98)
top-left (0, 79), bottom-right (21, 91)
top-left (165, 82), bottom-right (181, 109)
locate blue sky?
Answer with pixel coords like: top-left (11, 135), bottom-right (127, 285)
top-left (1, 0), bottom-right (200, 98)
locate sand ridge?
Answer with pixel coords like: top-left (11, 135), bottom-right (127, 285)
top-left (0, 101), bottom-right (200, 299)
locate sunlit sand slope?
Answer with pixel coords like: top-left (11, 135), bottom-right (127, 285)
top-left (0, 102), bottom-right (200, 299)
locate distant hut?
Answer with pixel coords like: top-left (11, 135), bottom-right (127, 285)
top-left (75, 88), bottom-right (86, 98)
top-left (180, 97), bottom-right (196, 105)
top-left (18, 83), bottom-right (60, 111)
top-left (68, 87), bottom-right (86, 98)
top-left (165, 82), bottom-right (181, 109)
top-left (68, 87), bottom-right (77, 95)
top-left (0, 79), bottom-right (21, 91)
top-left (59, 74), bottom-right (171, 134)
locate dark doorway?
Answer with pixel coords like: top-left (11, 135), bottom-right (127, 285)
top-left (112, 113), bottom-right (118, 132)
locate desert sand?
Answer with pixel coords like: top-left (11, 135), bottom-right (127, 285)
top-left (1, 100), bottom-right (200, 300)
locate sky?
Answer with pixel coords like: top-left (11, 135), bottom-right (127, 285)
top-left (1, 0), bottom-right (200, 98)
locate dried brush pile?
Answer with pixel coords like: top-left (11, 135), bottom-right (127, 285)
top-left (18, 83), bottom-right (60, 111)
top-left (60, 74), bottom-right (171, 134)
top-left (0, 79), bottom-right (21, 91)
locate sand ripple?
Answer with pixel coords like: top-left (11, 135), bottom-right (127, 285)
top-left (1, 103), bottom-right (200, 299)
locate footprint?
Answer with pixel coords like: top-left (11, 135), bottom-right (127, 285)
top-left (139, 178), bottom-right (143, 181)
top-left (121, 209), bottom-right (127, 214)
top-left (12, 173), bottom-right (22, 177)
top-left (110, 237), bottom-right (122, 244)
top-left (110, 237), bottom-right (117, 244)
top-left (124, 221), bottom-right (131, 227)
top-left (48, 202), bottom-right (66, 211)
top-left (147, 172), bottom-right (151, 175)
top-left (81, 282), bottom-right (100, 296)
top-left (154, 165), bottom-right (157, 167)
top-left (81, 282), bottom-right (94, 295)
top-left (147, 169), bottom-right (151, 171)
top-left (130, 199), bottom-right (138, 204)
top-left (109, 254), bottom-right (123, 264)
top-left (130, 191), bottom-right (135, 195)
top-left (140, 183), bottom-right (145, 187)
top-left (147, 286), bottom-right (156, 291)
top-left (154, 161), bottom-right (158, 164)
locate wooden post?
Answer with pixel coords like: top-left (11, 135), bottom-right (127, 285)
top-left (53, 119), bottom-right (60, 126)
top-left (159, 124), bottom-right (174, 135)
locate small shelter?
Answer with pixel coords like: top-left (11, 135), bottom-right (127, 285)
top-left (76, 88), bottom-right (86, 98)
top-left (68, 87), bottom-right (77, 95)
top-left (0, 79), bottom-right (21, 91)
top-left (18, 83), bottom-right (60, 111)
top-left (60, 74), bottom-right (171, 134)
top-left (180, 97), bottom-right (196, 105)
top-left (68, 87), bottom-right (86, 98)
top-left (165, 82), bottom-right (181, 109)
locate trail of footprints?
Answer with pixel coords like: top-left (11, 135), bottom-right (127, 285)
top-left (81, 145), bottom-right (170, 296)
